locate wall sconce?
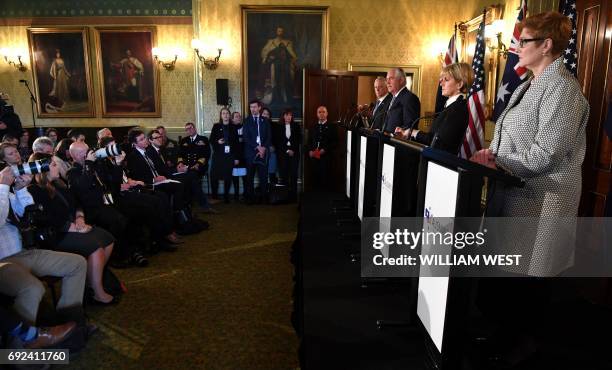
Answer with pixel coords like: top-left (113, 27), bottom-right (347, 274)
top-left (152, 47), bottom-right (178, 71)
top-left (191, 39), bottom-right (222, 70)
top-left (485, 20), bottom-right (508, 59)
top-left (0, 48), bottom-right (27, 72)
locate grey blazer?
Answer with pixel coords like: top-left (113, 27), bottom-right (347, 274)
top-left (488, 57), bottom-right (589, 276)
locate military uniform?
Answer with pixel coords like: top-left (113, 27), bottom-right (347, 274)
top-left (308, 121), bottom-right (338, 189)
top-left (178, 134), bottom-right (211, 175)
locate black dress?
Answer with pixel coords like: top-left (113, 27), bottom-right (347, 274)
top-left (210, 123), bottom-right (239, 197)
top-left (27, 184), bottom-right (114, 257)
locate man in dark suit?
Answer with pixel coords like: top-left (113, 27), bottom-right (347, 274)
top-left (382, 67), bottom-right (421, 134)
top-left (308, 106), bottom-right (338, 190)
top-left (243, 99), bottom-right (271, 204)
top-left (177, 122), bottom-right (215, 212)
top-left (370, 76), bottom-right (392, 131)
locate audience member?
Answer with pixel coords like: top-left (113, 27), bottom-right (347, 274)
top-left (210, 108), bottom-right (239, 203)
top-left (275, 109), bottom-right (301, 201)
top-left (243, 100), bottom-right (272, 204)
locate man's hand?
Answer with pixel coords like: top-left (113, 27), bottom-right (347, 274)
top-left (0, 121), bottom-right (6, 130)
top-left (308, 150), bottom-right (314, 158)
top-left (0, 167), bottom-right (15, 186)
top-left (287, 149), bottom-right (294, 157)
top-left (154, 176), bottom-right (167, 183)
top-left (115, 152), bottom-right (126, 164)
top-left (74, 217), bottom-right (92, 233)
top-left (218, 138), bottom-right (225, 145)
top-left (86, 150), bottom-right (97, 162)
top-left (177, 163), bottom-right (188, 173)
top-left (120, 183), bottom-right (131, 191)
top-left (234, 160), bottom-right (239, 166)
top-left (13, 174), bottom-right (32, 190)
top-left (319, 149), bottom-right (326, 156)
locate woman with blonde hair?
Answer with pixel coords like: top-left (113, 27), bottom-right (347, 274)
top-left (396, 62), bottom-right (473, 155)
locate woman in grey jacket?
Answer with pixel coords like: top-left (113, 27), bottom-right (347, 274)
top-left (471, 11), bottom-right (589, 276)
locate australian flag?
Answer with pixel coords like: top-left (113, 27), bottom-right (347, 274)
top-left (460, 13), bottom-right (486, 159)
top-left (434, 30), bottom-right (459, 113)
top-left (493, 0), bottom-right (528, 122)
top-left (560, 0), bottom-right (578, 77)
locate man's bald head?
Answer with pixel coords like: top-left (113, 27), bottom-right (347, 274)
top-left (69, 141), bottom-right (89, 164)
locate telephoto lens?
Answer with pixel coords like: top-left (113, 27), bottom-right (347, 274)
top-left (11, 160), bottom-right (50, 177)
top-left (94, 143), bottom-right (123, 159)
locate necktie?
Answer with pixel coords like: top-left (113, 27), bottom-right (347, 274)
top-left (388, 95), bottom-right (396, 111)
top-left (373, 100), bottom-right (381, 115)
top-left (143, 152), bottom-right (159, 178)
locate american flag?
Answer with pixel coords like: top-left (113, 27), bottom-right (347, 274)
top-left (460, 14), bottom-right (486, 159)
top-left (434, 29), bottom-right (459, 113)
top-left (559, 0), bottom-right (578, 77)
top-left (493, 0), bottom-right (529, 121)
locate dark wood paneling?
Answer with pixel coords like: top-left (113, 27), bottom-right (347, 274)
top-left (303, 69), bottom-right (359, 191)
top-left (577, 0), bottom-right (611, 216)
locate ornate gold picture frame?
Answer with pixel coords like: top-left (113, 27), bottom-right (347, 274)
top-left (27, 27), bottom-right (95, 118)
top-left (241, 5), bottom-right (329, 120)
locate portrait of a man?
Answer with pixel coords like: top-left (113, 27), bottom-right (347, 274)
top-left (242, 6), bottom-right (329, 120)
top-left (96, 27), bottom-right (160, 117)
top-left (27, 28), bottom-right (94, 117)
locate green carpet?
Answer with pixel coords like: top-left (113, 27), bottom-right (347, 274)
top-left (67, 202), bottom-right (300, 370)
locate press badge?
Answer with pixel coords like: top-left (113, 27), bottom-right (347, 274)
top-left (224, 145), bottom-right (230, 154)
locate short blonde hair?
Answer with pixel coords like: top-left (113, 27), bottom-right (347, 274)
top-left (440, 62), bottom-right (474, 94)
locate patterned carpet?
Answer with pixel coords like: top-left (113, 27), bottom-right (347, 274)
top-left (66, 201), bottom-right (300, 370)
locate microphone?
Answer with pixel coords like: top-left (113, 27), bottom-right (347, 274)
top-left (405, 112), bottom-right (441, 141)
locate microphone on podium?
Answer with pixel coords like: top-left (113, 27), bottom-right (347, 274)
top-left (405, 112), bottom-right (441, 141)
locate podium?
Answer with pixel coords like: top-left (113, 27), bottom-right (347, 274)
top-left (415, 146), bottom-right (523, 369)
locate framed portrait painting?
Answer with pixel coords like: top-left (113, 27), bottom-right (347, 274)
top-left (241, 6), bottom-right (329, 121)
top-left (27, 27), bottom-right (95, 118)
top-left (95, 27), bottom-right (160, 117)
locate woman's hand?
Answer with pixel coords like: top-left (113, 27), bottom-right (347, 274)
top-left (470, 149), bottom-right (497, 169)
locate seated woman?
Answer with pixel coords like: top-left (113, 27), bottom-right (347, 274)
top-left (395, 62), bottom-right (472, 155)
top-left (27, 152), bottom-right (117, 305)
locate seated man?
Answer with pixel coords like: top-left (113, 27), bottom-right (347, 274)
top-left (0, 304), bottom-right (76, 349)
top-left (126, 128), bottom-right (208, 233)
top-left (178, 122), bottom-right (216, 212)
top-left (98, 136), bottom-right (181, 253)
top-left (0, 165), bottom-right (87, 325)
top-left (155, 125), bottom-right (179, 168)
top-left (66, 141), bottom-right (134, 267)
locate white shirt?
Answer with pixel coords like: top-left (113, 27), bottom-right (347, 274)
top-left (444, 94), bottom-right (462, 108)
top-left (392, 85), bottom-right (407, 98)
top-left (190, 134), bottom-right (198, 142)
top-left (0, 184), bottom-right (34, 260)
top-left (285, 124), bottom-right (291, 139)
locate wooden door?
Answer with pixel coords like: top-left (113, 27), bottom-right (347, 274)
top-left (577, 0), bottom-right (611, 216)
top-left (303, 69), bottom-right (359, 192)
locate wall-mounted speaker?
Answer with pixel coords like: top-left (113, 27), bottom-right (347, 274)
top-left (216, 79), bottom-right (229, 106)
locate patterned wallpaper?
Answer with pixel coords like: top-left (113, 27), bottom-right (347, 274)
top-left (0, 0), bottom-right (192, 17)
top-left (0, 24), bottom-right (195, 130)
top-left (197, 0), bottom-right (495, 125)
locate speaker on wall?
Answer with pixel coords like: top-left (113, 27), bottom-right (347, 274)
top-left (216, 79), bottom-right (229, 106)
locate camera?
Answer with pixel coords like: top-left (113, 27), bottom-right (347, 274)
top-left (19, 204), bottom-right (55, 249)
top-left (11, 160), bottom-right (50, 177)
top-left (94, 143), bottom-right (123, 159)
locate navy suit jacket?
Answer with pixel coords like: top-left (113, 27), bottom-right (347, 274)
top-left (383, 87), bottom-right (421, 133)
top-left (242, 115), bottom-right (272, 164)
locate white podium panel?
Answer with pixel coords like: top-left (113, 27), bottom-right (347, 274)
top-left (357, 136), bottom-right (367, 221)
top-left (346, 130), bottom-right (352, 198)
top-left (417, 161), bottom-right (459, 353)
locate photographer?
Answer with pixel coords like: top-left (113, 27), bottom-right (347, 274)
top-left (66, 141), bottom-right (134, 270)
top-left (0, 164), bottom-right (87, 324)
top-left (28, 153), bottom-right (117, 305)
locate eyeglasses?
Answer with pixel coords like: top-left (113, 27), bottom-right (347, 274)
top-left (518, 38), bottom-right (546, 48)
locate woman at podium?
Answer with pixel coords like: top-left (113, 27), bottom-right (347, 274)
top-left (395, 62), bottom-right (472, 155)
top-left (471, 11), bottom-right (589, 276)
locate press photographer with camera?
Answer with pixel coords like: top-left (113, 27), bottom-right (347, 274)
top-left (27, 152), bottom-right (118, 305)
top-left (0, 164), bottom-right (87, 324)
top-left (0, 94), bottom-right (23, 141)
top-left (66, 141), bottom-right (134, 271)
